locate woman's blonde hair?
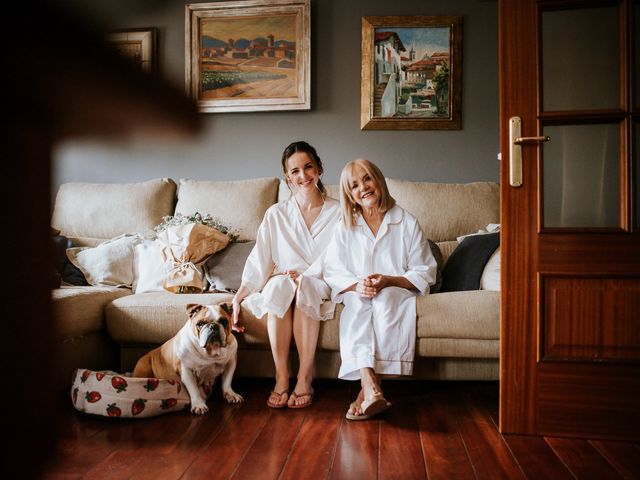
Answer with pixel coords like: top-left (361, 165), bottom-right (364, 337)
top-left (339, 158), bottom-right (395, 228)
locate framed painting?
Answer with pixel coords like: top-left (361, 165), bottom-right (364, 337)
top-left (185, 0), bottom-right (310, 113)
top-left (361, 16), bottom-right (462, 130)
top-left (107, 28), bottom-right (157, 73)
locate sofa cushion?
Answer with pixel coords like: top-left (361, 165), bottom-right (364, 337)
top-left (440, 232), bottom-right (500, 292)
top-left (417, 338), bottom-right (499, 358)
top-left (51, 178), bottom-right (177, 246)
top-left (386, 179), bottom-right (500, 242)
top-left (416, 290), bottom-right (500, 340)
top-left (205, 241), bottom-right (256, 293)
top-left (66, 234), bottom-right (143, 288)
top-left (53, 286), bottom-right (132, 339)
top-left (52, 234), bottom-right (89, 286)
top-left (480, 247), bottom-right (501, 291)
top-left (437, 240), bottom-right (458, 263)
top-left (105, 292), bottom-right (235, 345)
top-left (175, 178), bottom-right (279, 241)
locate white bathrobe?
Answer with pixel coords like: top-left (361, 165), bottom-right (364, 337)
top-left (323, 205), bottom-right (437, 380)
top-left (241, 196), bottom-right (340, 321)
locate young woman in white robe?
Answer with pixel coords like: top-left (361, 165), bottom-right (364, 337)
top-left (323, 159), bottom-right (437, 420)
top-left (231, 141), bottom-right (340, 409)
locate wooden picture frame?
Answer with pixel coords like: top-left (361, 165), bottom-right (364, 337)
top-left (185, 0), bottom-right (310, 113)
top-left (361, 16), bottom-right (462, 130)
top-left (107, 28), bottom-right (157, 73)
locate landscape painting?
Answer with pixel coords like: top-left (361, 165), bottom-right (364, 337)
top-left (361, 16), bottom-right (462, 130)
top-left (186, 1), bottom-right (310, 113)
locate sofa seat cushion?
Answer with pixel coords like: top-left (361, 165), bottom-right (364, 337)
top-left (175, 178), bottom-right (279, 241)
top-left (417, 338), bottom-right (499, 358)
top-left (51, 178), bottom-right (177, 247)
top-left (53, 286), bottom-right (132, 338)
top-left (416, 290), bottom-right (500, 340)
top-left (105, 292), bottom-right (235, 345)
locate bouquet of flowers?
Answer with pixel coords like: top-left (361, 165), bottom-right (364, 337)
top-left (154, 213), bottom-right (238, 294)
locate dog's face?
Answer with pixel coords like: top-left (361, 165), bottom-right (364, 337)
top-left (186, 303), bottom-right (233, 354)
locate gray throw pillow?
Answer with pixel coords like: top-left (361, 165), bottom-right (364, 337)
top-left (204, 241), bottom-right (255, 293)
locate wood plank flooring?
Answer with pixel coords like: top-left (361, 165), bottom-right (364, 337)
top-left (40, 379), bottom-right (640, 479)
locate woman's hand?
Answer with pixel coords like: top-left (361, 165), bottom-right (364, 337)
top-left (283, 270), bottom-right (299, 280)
top-left (231, 287), bottom-right (250, 333)
top-left (355, 273), bottom-right (386, 298)
top-left (282, 270), bottom-right (303, 285)
top-left (363, 274), bottom-right (388, 297)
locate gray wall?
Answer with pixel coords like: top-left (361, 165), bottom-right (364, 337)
top-left (53, 0), bottom-right (499, 190)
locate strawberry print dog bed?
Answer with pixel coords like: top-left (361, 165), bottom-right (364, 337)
top-left (71, 369), bottom-right (190, 418)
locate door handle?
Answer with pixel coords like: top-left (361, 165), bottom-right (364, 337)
top-left (509, 116), bottom-right (551, 187)
top-left (514, 135), bottom-right (550, 144)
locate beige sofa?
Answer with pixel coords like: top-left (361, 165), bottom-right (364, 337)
top-left (51, 177), bottom-right (500, 388)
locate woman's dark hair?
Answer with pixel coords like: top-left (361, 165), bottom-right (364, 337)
top-left (281, 141), bottom-right (326, 195)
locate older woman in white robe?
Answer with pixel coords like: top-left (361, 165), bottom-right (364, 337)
top-left (232, 141), bottom-right (340, 409)
top-left (323, 159), bottom-right (436, 420)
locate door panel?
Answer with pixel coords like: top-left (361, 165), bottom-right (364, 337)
top-left (499, 0), bottom-right (640, 440)
top-left (541, 276), bottom-right (640, 361)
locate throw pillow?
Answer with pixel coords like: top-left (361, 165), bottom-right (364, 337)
top-left (480, 246), bottom-right (501, 291)
top-left (440, 232), bottom-right (500, 292)
top-left (66, 234), bottom-right (143, 288)
top-left (61, 257), bottom-right (90, 286)
top-left (427, 239), bottom-right (444, 294)
top-left (52, 234), bottom-right (89, 286)
top-left (132, 240), bottom-right (167, 294)
top-left (204, 241), bottom-right (255, 293)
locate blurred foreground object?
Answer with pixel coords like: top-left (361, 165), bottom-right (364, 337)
top-left (0, 1), bottom-right (200, 476)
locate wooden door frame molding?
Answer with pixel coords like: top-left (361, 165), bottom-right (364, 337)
top-left (498, 0), bottom-right (540, 435)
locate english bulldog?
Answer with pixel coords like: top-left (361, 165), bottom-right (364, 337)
top-left (133, 302), bottom-right (243, 415)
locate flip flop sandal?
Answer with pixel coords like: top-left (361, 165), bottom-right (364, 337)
top-left (287, 391), bottom-right (314, 409)
top-left (266, 390), bottom-right (288, 409)
top-left (345, 401), bottom-right (373, 421)
top-left (361, 393), bottom-right (391, 416)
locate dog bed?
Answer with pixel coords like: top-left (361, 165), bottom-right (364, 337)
top-left (70, 368), bottom-right (190, 418)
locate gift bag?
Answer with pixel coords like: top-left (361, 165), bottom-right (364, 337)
top-left (156, 223), bottom-right (230, 293)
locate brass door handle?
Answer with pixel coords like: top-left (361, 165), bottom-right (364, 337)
top-left (514, 135), bottom-right (550, 145)
top-left (509, 117), bottom-right (551, 187)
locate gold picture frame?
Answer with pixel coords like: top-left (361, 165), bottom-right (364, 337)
top-left (107, 28), bottom-right (157, 73)
top-left (185, 0), bottom-right (310, 113)
top-left (361, 15), bottom-right (462, 130)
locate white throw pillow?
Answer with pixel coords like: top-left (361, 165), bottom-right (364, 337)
top-left (132, 240), bottom-right (168, 294)
top-left (480, 247), bottom-right (501, 291)
top-left (66, 234), bottom-right (143, 287)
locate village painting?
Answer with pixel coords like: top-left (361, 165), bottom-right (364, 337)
top-left (199, 14), bottom-right (298, 100)
top-left (372, 26), bottom-right (452, 118)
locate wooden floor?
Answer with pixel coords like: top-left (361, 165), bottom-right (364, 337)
top-left (41, 378), bottom-right (640, 479)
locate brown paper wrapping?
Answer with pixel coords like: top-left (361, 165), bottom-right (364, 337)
top-left (157, 223), bottom-right (230, 293)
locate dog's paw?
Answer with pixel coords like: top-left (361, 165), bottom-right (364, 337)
top-left (224, 391), bottom-right (244, 404)
top-left (190, 403), bottom-right (209, 415)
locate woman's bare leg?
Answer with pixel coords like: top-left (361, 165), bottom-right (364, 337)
top-left (266, 308), bottom-right (293, 406)
top-left (289, 307), bottom-right (320, 406)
